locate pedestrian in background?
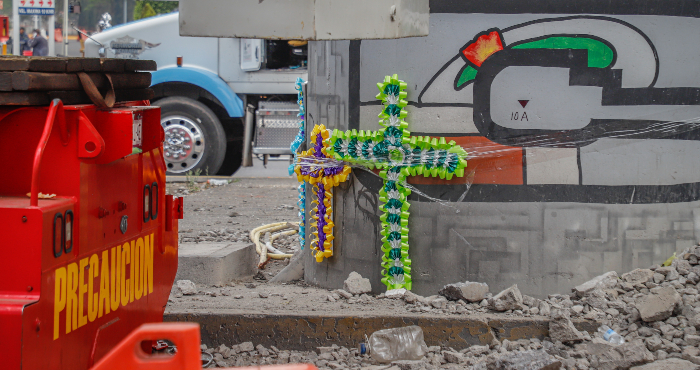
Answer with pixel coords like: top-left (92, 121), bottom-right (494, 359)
top-left (30, 29), bottom-right (48, 56)
top-left (19, 27), bottom-right (30, 54)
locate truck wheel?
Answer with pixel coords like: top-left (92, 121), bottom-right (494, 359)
top-left (158, 96), bottom-right (226, 175)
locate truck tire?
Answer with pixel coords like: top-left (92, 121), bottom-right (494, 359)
top-left (158, 96), bottom-right (227, 175)
top-left (216, 119), bottom-right (244, 176)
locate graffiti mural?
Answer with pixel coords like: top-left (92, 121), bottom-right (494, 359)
top-left (305, 2), bottom-right (700, 297)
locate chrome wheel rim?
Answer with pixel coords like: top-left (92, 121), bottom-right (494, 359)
top-left (161, 115), bottom-right (205, 173)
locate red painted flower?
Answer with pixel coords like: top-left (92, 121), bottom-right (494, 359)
top-left (462, 31), bottom-right (504, 67)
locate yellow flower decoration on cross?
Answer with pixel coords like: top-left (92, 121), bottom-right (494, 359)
top-left (294, 124), bottom-right (352, 262)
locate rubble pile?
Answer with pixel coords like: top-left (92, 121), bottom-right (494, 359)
top-left (201, 336), bottom-right (700, 369)
top-left (191, 246), bottom-right (700, 369)
top-left (201, 342), bottom-right (564, 369)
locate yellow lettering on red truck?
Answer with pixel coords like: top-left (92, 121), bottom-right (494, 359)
top-left (53, 234), bottom-right (155, 340)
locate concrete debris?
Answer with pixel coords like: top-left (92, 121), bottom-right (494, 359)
top-left (621, 269), bottom-right (655, 285)
top-left (686, 334), bottom-right (700, 346)
top-left (176, 280), bottom-right (197, 295)
top-left (269, 249), bottom-right (304, 283)
top-left (385, 288), bottom-right (407, 299)
top-left (207, 179), bottom-right (230, 186)
top-left (490, 284), bottom-right (523, 311)
top-left (573, 271), bottom-right (619, 297)
top-left (428, 296), bottom-right (448, 309)
top-left (402, 292), bottom-right (422, 305)
top-left (439, 281), bottom-right (489, 302)
top-left (441, 351), bottom-right (463, 364)
top-left (590, 340), bottom-right (654, 370)
top-left (656, 266), bottom-right (680, 281)
top-left (344, 271), bottom-right (372, 295)
top-left (522, 295), bottom-right (540, 308)
top-left (683, 347), bottom-right (700, 365)
top-left (391, 360), bottom-right (424, 370)
top-left (472, 349), bottom-right (561, 370)
top-left (675, 259), bottom-right (693, 275)
top-left (638, 286), bottom-right (681, 322)
top-left (335, 289), bottom-right (353, 299)
top-left (630, 358), bottom-right (700, 370)
top-left (549, 308), bottom-right (585, 343)
top-left (202, 339), bottom-right (561, 369)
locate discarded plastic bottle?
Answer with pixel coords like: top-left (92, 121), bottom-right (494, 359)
top-left (359, 325), bottom-right (428, 363)
top-left (598, 325), bottom-right (625, 345)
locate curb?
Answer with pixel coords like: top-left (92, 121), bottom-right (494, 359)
top-left (164, 312), bottom-right (598, 351)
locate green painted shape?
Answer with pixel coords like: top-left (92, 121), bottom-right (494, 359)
top-left (456, 65), bottom-right (478, 88)
top-left (456, 37), bottom-right (613, 88)
top-left (512, 37), bottom-right (614, 68)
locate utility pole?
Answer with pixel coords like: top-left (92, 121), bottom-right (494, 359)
top-left (12, 0), bottom-right (18, 55)
top-left (49, 14), bottom-right (55, 56)
top-left (124, 0), bottom-right (127, 24)
top-left (63, 0), bottom-right (68, 55)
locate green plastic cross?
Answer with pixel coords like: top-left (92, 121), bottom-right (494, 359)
top-left (327, 74), bottom-right (468, 290)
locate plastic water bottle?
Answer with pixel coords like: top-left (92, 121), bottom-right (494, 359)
top-left (598, 325), bottom-right (625, 345)
top-left (359, 325), bottom-right (429, 363)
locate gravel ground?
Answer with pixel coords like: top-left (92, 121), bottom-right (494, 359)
top-left (167, 177), bottom-right (301, 278)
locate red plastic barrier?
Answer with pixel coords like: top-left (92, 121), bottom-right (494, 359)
top-left (90, 323), bottom-right (318, 370)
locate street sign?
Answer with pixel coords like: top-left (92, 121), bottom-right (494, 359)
top-left (18, 0), bottom-right (54, 15)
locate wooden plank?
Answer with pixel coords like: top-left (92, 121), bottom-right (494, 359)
top-left (0, 56), bottom-right (67, 72)
top-left (0, 56), bottom-right (31, 71)
top-left (106, 73), bottom-right (152, 90)
top-left (0, 88), bottom-right (154, 106)
top-left (0, 72), bottom-right (12, 91)
top-left (0, 91), bottom-right (50, 105)
top-left (27, 58), bottom-right (67, 72)
top-left (12, 71), bottom-right (79, 91)
top-left (12, 72), bottom-right (152, 91)
top-left (65, 58), bottom-right (103, 72)
top-left (48, 88), bottom-right (155, 105)
top-left (100, 58), bottom-right (125, 73)
top-left (124, 59), bottom-right (157, 71)
top-left (0, 57), bottom-right (147, 73)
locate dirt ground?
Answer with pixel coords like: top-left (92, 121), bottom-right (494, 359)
top-left (167, 177), bottom-right (301, 279)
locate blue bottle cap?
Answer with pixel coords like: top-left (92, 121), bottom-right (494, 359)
top-left (359, 343), bottom-right (367, 355)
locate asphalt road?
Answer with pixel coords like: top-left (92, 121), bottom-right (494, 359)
top-left (232, 156), bottom-right (295, 179)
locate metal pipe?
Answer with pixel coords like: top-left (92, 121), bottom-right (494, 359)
top-left (242, 104), bottom-right (255, 167)
top-left (31, 99), bottom-right (68, 207)
top-left (72, 24), bottom-right (104, 47)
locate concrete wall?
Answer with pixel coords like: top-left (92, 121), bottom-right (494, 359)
top-left (305, 0), bottom-right (700, 298)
